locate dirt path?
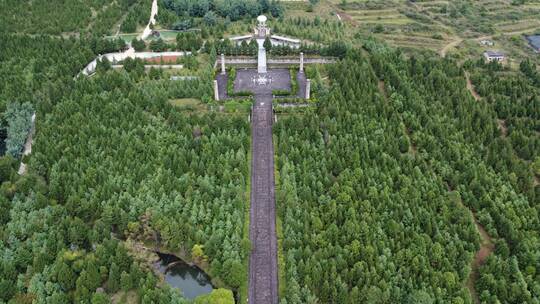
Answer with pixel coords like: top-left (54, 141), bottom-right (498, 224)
top-left (249, 94), bottom-right (278, 304)
top-left (497, 119), bottom-right (508, 137)
top-left (446, 182), bottom-right (495, 303)
top-left (334, 10), bottom-right (357, 26)
top-left (466, 214), bottom-right (494, 304)
top-left (140, 0), bottom-right (158, 40)
top-left (17, 113), bottom-right (36, 175)
top-left (450, 190), bottom-right (494, 304)
top-left (465, 72), bottom-right (481, 101)
top-left (440, 38), bottom-right (463, 57)
top-left (378, 80), bottom-right (388, 100)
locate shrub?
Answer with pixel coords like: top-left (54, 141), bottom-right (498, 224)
top-left (272, 89), bottom-right (291, 96)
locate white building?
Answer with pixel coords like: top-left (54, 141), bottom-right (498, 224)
top-left (480, 40), bottom-right (494, 46)
top-left (483, 51), bottom-right (505, 62)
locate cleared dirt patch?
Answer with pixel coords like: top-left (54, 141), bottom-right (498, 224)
top-left (497, 119), bottom-right (508, 137)
top-left (111, 290), bottom-right (138, 304)
top-left (336, 10), bottom-right (357, 25)
top-left (378, 80), bottom-right (388, 100)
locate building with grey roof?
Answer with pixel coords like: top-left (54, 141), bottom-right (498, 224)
top-left (525, 35), bottom-right (540, 53)
top-left (483, 50), bottom-right (505, 62)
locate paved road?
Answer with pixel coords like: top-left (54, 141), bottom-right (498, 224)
top-left (249, 93), bottom-right (278, 304)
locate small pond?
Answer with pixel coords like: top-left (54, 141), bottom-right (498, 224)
top-left (155, 252), bottom-right (214, 300)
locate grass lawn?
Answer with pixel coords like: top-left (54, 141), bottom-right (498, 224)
top-left (111, 290), bottom-right (138, 304)
top-left (169, 98), bottom-right (208, 112)
top-left (106, 33), bottom-right (138, 43)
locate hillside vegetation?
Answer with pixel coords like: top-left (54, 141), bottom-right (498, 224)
top-left (276, 45), bottom-right (539, 303)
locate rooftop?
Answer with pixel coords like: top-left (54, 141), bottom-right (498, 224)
top-left (484, 50), bottom-right (504, 57)
top-left (526, 35), bottom-right (540, 49)
top-left (230, 35), bottom-right (253, 41)
top-left (270, 35), bottom-right (301, 44)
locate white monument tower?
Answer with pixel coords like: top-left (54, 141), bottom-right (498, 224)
top-left (255, 15), bottom-right (270, 38)
top-left (256, 15), bottom-right (269, 74)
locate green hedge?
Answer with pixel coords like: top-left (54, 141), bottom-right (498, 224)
top-left (272, 89), bottom-right (291, 96)
top-left (290, 68), bottom-right (298, 95)
top-left (273, 97), bottom-right (314, 104)
top-left (224, 98), bottom-right (254, 112)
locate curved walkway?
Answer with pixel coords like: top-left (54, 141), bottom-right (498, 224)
top-left (80, 0), bottom-right (165, 76)
top-left (140, 0), bottom-right (158, 40)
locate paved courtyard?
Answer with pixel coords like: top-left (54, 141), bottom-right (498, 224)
top-left (235, 69), bottom-right (291, 95)
top-left (216, 68), bottom-right (306, 99)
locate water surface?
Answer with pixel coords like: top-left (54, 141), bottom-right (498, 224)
top-left (156, 252), bottom-right (213, 300)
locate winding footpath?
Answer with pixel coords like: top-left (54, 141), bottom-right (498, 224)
top-left (249, 93), bottom-right (278, 304)
top-left (467, 215), bottom-right (494, 304)
top-left (140, 0), bottom-right (158, 40)
top-left (80, 0), bottom-right (162, 76)
top-left (440, 38), bottom-right (463, 57)
top-left (454, 75), bottom-right (496, 303)
top-left (465, 72), bottom-right (481, 101)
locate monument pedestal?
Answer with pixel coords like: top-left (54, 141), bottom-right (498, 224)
top-left (257, 39), bottom-right (267, 74)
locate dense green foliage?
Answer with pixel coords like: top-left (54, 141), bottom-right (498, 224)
top-left (1, 1), bottom-right (538, 302)
top-left (369, 46), bottom-right (539, 304)
top-left (0, 0), bottom-right (141, 35)
top-left (121, 0), bottom-right (152, 33)
top-left (275, 46), bottom-right (539, 303)
top-left (32, 69), bottom-right (250, 288)
top-left (194, 288), bottom-right (235, 304)
top-left (273, 17), bottom-right (345, 44)
top-left (0, 20), bottom-right (246, 301)
top-left (0, 33), bottom-right (124, 110)
top-left (0, 36), bottom-right (192, 301)
top-left (3, 102), bottom-right (34, 158)
top-left (159, 0), bottom-right (283, 24)
top-left (176, 32), bottom-right (204, 51)
top-left (468, 60), bottom-right (539, 202)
